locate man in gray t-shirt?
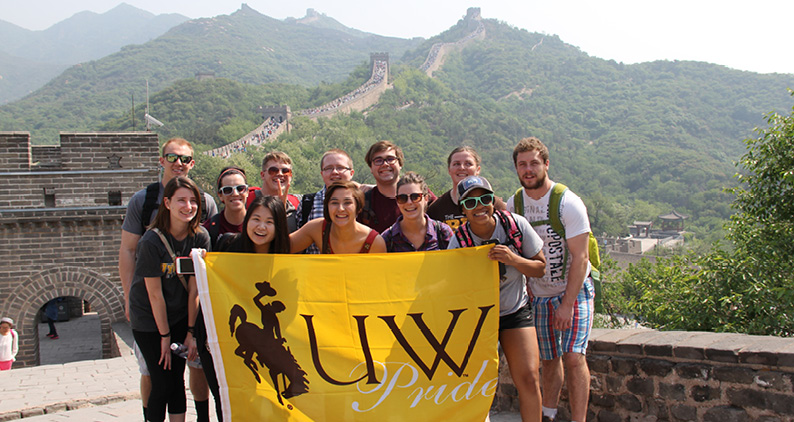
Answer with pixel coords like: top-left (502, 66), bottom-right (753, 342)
top-left (118, 137), bottom-right (217, 422)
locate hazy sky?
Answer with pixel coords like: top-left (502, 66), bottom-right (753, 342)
top-left (1, 0), bottom-right (792, 74)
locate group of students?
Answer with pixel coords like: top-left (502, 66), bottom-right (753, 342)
top-left (122, 136), bottom-right (594, 422)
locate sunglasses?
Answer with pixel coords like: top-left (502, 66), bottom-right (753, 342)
top-left (219, 184), bottom-right (248, 195)
top-left (461, 193), bottom-right (495, 210)
top-left (372, 156), bottom-right (398, 166)
top-left (396, 192), bottom-right (424, 204)
top-left (163, 153), bottom-right (193, 164)
top-left (266, 166), bottom-right (292, 176)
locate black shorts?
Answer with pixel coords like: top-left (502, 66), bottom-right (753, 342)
top-left (499, 302), bottom-right (534, 331)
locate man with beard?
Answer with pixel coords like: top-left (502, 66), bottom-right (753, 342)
top-left (506, 137), bottom-right (594, 422)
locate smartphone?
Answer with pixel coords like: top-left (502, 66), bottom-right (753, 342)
top-left (176, 257), bottom-right (195, 275)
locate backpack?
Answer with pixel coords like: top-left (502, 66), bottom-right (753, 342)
top-left (513, 183), bottom-right (603, 312)
top-left (299, 193), bottom-right (316, 227)
top-left (251, 189), bottom-right (301, 232)
top-left (359, 189), bottom-right (378, 228)
top-left (454, 210), bottom-right (523, 252)
top-left (141, 182), bottom-right (209, 233)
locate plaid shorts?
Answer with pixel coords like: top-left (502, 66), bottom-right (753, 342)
top-left (532, 277), bottom-right (594, 360)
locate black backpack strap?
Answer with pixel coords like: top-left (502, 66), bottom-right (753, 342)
top-left (207, 213), bottom-right (222, 250)
top-left (141, 182), bottom-right (160, 233)
top-left (299, 193), bottom-right (315, 227)
top-left (360, 189), bottom-right (378, 227)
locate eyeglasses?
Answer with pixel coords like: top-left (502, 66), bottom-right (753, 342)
top-left (163, 153), bottom-right (192, 164)
top-left (461, 193), bottom-right (495, 210)
top-left (322, 166), bottom-right (352, 173)
top-left (219, 184), bottom-right (248, 195)
top-left (371, 156), bottom-right (398, 166)
top-left (396, 193), bottom-right (424, 204)
top-left (266, 167), bottom-right (292, 176)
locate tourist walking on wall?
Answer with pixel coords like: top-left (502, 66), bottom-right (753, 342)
top-left (129, 176), bottom-right (211, 422)
top-left (0, 317), bottom-right (18, 370)
top-left (44, 299), bottom-right (59, 339)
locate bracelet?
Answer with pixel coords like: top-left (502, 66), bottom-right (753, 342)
top-left (187, 326), bottom-right (195, 334)
top-left (159, 331), bottom-right (170, 338)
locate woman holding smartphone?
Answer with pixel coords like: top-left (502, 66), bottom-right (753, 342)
top-left (129, 176), bottom-right (210, 422)
top-left (447, 175), bottom-right (546, 422)
top-left (290, 181), bottom-right (386, 254)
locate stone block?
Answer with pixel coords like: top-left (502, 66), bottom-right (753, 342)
top-left (766, 391), bottom-right (794, 415)
top-left (738, 336), bottom-right (793, 366)
top-left (611, 356), bottom-right (638, 375)
top-left (673, 332), bottom-right (725, 360)
top-left (691, 384), bottom-right (721, 402)
top-left (659, 382), bottom-right (686, 401)
top-left (627, 377), bottom-right (654, 396)
top-left (639, 358), bottom-right (674, 377)
top-left (704, 334), bottom-right (755, 363)
top-left (754, 371), bottom-right (786, 390)
top-left (670, 404), bottom-right (697, 421)
top-left (596, 409), bottom-right (622, 422)
top-left (702, 406), bottom-right (749, 422)
top-left (713, 366), bottom-right (754, 384)
top-left (606, 375), bottom-right (623, 393)
top-left (675, 363), bottom-right (711, 380)
top-left (590, 393), bottom-right (615, 408)
top-left (617, 393), bottom-right (642, 412)
top-left (589, 329), bottom-right (648, 353)
top-left (588, 354), bottom-right (611, 374)
top-left (615, 330), bottom-right (667, 356)
top-left (726, 387), bottom-right (766, 409)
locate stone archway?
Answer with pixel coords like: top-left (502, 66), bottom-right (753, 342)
top-left (3, 266), bottom-right (124, 367)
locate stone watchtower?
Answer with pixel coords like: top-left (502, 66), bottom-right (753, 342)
top-left (0, 132), bottom-right (159, 367)
top-left (370, 52), bottom-right (389, 77)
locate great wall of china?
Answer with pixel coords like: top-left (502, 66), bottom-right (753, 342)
top-left (4, 8), bottom-right (794, 421)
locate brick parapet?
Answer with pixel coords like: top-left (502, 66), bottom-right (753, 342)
top-left (494, 328), bottom-right (794, 421)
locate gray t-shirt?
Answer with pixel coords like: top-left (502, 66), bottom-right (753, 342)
top-left (447, 212), bottom-right (543, 316)
top-left (121, 183), bottom-right (218, 236)
top-left (129, 227), bottom-right (211, 332)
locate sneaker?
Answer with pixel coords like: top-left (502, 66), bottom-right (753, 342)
top-left (46, 333), bottom-right (55, 338)
top-left (50, 335), bottom-right (59, 340)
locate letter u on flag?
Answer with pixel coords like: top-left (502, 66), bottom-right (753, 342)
top-left (193, 246), bottom-right (499, 421)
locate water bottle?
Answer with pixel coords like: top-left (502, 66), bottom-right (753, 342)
top-left (170, 342), bottom-right (188, 359)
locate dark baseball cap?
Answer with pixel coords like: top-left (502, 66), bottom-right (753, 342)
top-left (456, 175), bottom-right (494, 204)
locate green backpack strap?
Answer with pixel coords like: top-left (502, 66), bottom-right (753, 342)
top-left (512, 188), bottom-right (524, 214)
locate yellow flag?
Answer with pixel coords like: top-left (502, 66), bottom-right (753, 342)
top-left (193, 246), bottom-right (499, 421)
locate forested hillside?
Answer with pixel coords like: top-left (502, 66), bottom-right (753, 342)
top-left (8, 11), bottom-right (794, 243)
top-left (0, 4), bottom-right (421, 142)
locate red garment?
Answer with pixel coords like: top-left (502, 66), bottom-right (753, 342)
top-left (321, 221), bottom-right (378, 254)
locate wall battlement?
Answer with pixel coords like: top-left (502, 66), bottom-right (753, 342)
top-left (0, 131), bottom-right (160, 367)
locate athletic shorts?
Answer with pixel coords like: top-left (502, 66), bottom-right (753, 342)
top-left (499, 302), bottom-right (534, 331)
top-left (133, 341), bottom-right (150, 376)
top-left (532, 277), bottom-right (594, 360)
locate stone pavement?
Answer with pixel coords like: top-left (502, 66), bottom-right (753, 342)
top-left (1, 314), bottom-right (521, 421)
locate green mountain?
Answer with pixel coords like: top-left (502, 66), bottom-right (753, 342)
top-left (0, 3), bottom-right (189, 104)
top-left (0, 4), bottom-right (422, 142)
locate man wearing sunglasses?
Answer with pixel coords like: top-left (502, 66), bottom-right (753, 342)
top-left (507, 137), bottom-right (594, 422)
top-left (118, 137), bottom-right (218, 422)
top-left (257, 151), bottom-right (302, 232)
top-left (358, 141), bottom-right (436, 233)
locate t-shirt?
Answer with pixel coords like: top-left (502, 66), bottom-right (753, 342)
top-left (447, 212), bottom-right (543, 316)
top-left (202, 211), bottom-right (242, 249)
top-left (121, 183), bottom-right (218, 236)
top-left (506, 182), bottom-right (591, 297)
top-left (381, 215), bottom-right (454, 252)
top-left (129, 227), bottom-right (211, 332)
top-left (359, 186), bottom-right (400, 234)
top-left (427, 189), bottom-right (507, 232)
top-left (0, 330), bottom-right (18, 362)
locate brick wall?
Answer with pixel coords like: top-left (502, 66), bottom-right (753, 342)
top-left (0, 131), bottom-right (160, 367)
top-left (494, 328), bottom-right (794, 421)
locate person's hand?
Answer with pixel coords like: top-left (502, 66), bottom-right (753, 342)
top-left (276, 179), bottom-right (289, 209)
top-left (159, 336), bottom-right (172, 370)
top-left (198, 248), bottom-right (207, 258)
top-left (186, 332), bottom-right (198, 361)
top-left (553, 301), bottom-right (574, 330)
top-left (488, 244), bottom-right (517, 266)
